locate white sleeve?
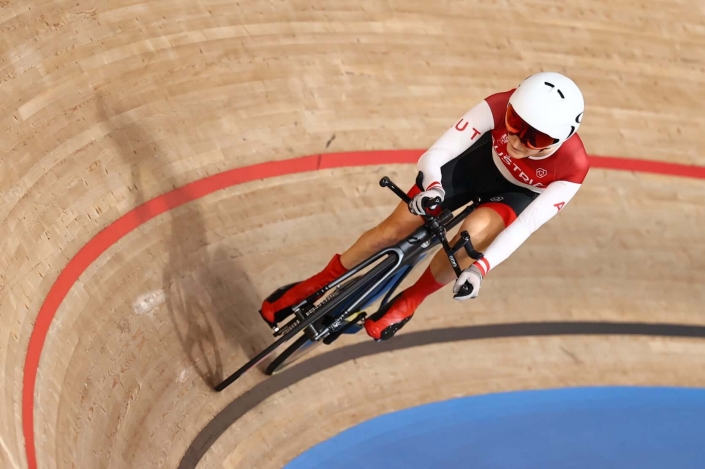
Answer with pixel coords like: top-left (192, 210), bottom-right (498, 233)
top-left (417, 100), bottom-right (495, 190)
top-left (474, 181), bottom-right (582, 276)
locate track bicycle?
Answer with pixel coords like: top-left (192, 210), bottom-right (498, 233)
top-left (215, 176), bottom-right (483, 391)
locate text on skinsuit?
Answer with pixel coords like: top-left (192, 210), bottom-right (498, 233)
top-left (499, 154), bottom-right (547, 188)
top-left (455, 119), bottom-right (482, 140)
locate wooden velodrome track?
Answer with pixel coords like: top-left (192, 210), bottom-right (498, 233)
top-left (2, 1), bottom-right (705, 468)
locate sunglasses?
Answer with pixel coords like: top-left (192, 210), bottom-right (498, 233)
top-left (505, 104), bottom-right (559, 150)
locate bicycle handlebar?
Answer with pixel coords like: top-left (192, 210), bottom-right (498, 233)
top-left (378, 176), bottom-right (440, 216)
top-left (422, 196), bottom-right (442, 213)
top-left (379, 176), bottom-right (409, 203)
top-left (380, 176), bottom-right (478, 298)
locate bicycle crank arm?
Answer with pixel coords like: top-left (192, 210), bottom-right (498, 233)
top-left (323, 312), bottom-right (367, 345)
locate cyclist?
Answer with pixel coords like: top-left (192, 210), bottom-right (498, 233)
top-left (261, 71), bottom-right (589, 340)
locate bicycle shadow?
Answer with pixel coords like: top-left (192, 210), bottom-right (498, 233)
top-left (95, 94), bottom-right (270, 389)
top-left (162, 206), bottom-right (271, 388)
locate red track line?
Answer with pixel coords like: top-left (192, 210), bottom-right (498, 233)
top-left (21, 151), bottom-right (705, 469)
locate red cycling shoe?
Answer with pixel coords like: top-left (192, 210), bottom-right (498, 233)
top-left (364, 291), bottom-right (421, 341)
top-left (260, 254), bottom-right (348, 325)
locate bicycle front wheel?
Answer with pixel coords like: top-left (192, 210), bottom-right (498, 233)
top-left (264, 334), bottom-right (320, 375)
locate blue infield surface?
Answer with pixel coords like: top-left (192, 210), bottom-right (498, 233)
top-left (285, 386), bottom-right (705, 469)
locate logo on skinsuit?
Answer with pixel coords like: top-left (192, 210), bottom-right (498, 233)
top-left (536, 168), bottom-right (548, 178)
top-left (490, 197), bottom-right (504, 202)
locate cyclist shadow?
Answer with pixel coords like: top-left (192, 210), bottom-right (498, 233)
top-left (162, 204), bottom-right (273, 388)
top-left (94, 93), bottom-right (269, 389)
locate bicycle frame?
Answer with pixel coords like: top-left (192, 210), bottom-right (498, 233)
top-left (214, 177), bottom-right (481, 391)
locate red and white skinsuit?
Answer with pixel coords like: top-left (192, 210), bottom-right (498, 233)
top-left (417, 89), bottom-right (590, 276)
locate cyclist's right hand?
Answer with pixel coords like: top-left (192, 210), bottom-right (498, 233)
top-left (409, 184), bottom-right (445, 216)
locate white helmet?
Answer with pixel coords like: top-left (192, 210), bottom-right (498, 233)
top-left (508, 72), bottom-right (584, 144)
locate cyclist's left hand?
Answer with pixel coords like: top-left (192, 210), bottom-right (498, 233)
top-left (453, 264), bottom-right (483, 300)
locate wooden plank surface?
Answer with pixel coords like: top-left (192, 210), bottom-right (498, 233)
top-left (1, 1), bottom-right (704, 468)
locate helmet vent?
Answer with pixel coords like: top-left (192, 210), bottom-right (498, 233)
top-left (543, 81), bottom-right (565, 99)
